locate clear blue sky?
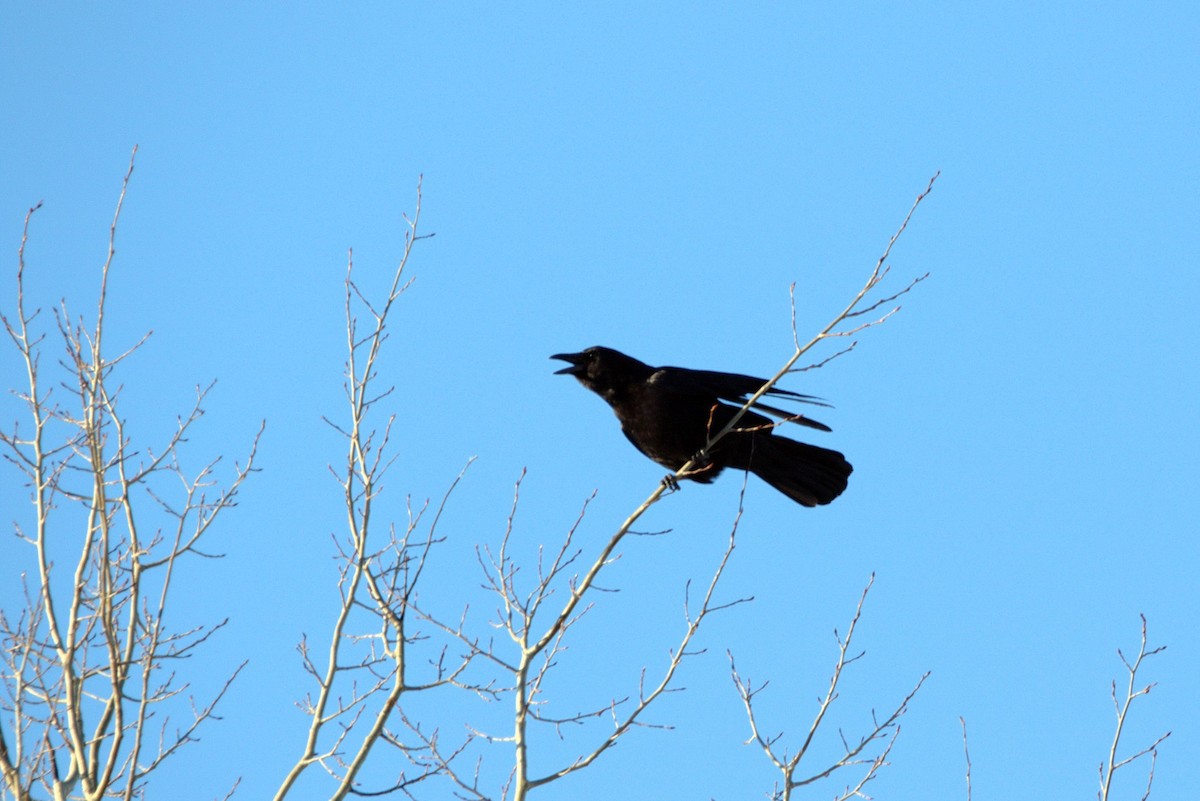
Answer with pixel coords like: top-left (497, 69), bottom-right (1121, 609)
top-left (2, 4), bottom-right (1197, 799)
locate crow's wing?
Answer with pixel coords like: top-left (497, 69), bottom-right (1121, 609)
top-left (653, 366), bottom-right (834, 432)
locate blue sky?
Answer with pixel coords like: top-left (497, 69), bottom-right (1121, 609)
top-left (2, 4), bottom-right (1197, 800)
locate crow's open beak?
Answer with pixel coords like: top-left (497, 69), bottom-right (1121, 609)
top-left (551, 352), bottom-right (587, 376)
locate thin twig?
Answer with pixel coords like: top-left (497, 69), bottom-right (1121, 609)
top-left (960, 716), bottom-right (972, 801)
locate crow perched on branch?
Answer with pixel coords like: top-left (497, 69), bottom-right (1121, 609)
top-left (552, 347), bottom-right (852, 507)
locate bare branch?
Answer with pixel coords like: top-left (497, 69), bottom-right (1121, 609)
top-left (273, 179), bottom-right (490, 801)
top-left (676, 173), bottom-right (937, 510)
top-left (731, 575), bottom-right (927, 800)
top-left (1099, 615), bottom-right (1170, 801)
top-left (960, 716), bottom-right (972, 801)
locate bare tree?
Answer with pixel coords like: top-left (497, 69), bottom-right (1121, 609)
top-left (4, 156), bottom-right (950, 801)
top-left (0, 149), bottom-right (260, 800)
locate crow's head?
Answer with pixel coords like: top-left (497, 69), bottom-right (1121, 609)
top-left (551, 347), bottom-right (654, 400)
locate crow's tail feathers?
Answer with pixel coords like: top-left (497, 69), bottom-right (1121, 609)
top-left (745, 435), bottom-right (853, 507)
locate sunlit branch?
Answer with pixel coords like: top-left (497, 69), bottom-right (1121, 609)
top-left (1098, 615), bottom-right (1169, 801)
top-left (730, 575), bottom-right (928, 800)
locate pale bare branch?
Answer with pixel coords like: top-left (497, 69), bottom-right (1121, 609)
top-left (676, 173), bottom-right (937, 506)
top-left (1098, 615), bottom-right (1170, 801)
top-left (730, 575), bottom-right (927, 800)
top-left (960, 716), bottom-right (973, 801)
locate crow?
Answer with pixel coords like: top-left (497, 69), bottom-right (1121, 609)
top-left (551, 347), bottom-right (852, 506)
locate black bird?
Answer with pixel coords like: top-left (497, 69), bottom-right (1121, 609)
top-left (552, 347), bottom-right (852, 506)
